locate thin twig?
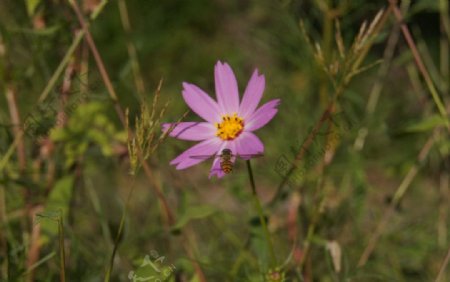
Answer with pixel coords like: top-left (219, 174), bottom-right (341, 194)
top-left (5, 87), bottom-right (25, 169)
top-left (118, 0), bottom-right (146, 97)
top-left (69, 0), bottom-right (125, 124)
top-left (354, 9), bottom-right (402, 151)
top-left (104, 176), bottom-right (137, 282)
top-left (25, 206), bottom-right (44, 282)
top-left (438, 0), bottom-right (449, 249)
top-left (388, 0), bottom-right (448, 121)
top-left (268, 101), bottom-right (334, 207)
top-left (71, 0), bottom-right (177, 227)
top-left (38, 30), bottom-right (85, 104)
top-left (0, 2), bottom-right (110, 188)
top-left (0, 185), bottom-right (8, 281)
top-left (358, 130), bottom-right (437, 266)
top-left (58, 214), bottom-right (66, 282)
top-left (68, 3), bottom-right (207, 280)
top-left (436, 245), bottom-right (450, 282)
top-left (269, 8), bottom-right (391, 207)
top-left (298, 192), bottom-right (326, 270)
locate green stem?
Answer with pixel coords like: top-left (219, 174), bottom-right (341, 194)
top-left (246, 160), bottom-right (277, 268)
top-left (389, 0), bottom-right (449, 123)
top-left (57, 216), bottom-right (66, 282)
top-left (38, 30), bottom-right (85, 104)
top-left (104, 177), bottom-right (136, 282)
top-left (0, 186), bottom-right (8, 281)
top-left (299, 194), bottom-right (325, 269)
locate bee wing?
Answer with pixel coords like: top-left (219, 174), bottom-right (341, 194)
top-left (234, 152), bottom-right (264, 159)
top-left (189, 154), bottom-right (221, 160)
top-left (210, 167), bottom-right (223, 172)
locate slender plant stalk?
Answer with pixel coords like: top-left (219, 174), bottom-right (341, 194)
top-left (318, 0), bottom-right (333, 106)
top-left (85, 179), bottom-right (112, 244)
top-left (0, 185), bottom-right (8, 281)
top-left (353, 7), bottom-right (403, 151)
top-left (0, 33), bottom-right (10, 280)
top-left (2, 31), bottom-right (29, 239)
top-left (269, 8), bottom-right (391, 207)
top-left (69, 2), bottom-right (206, 280)
top-left (298, 195), bottom-right (326, 270)
top-left (5, 85), bottom-right (29, 227)
top-left (118, 0), bottom-right (146, 97)
top-left (69, 0), bottom-right (125, 124)
top-left (0, 131), bottom-right (24, 172)
top-left (5, 87), bottom-right (25, 169)
top-left (104, 177), bottom-right (136, 282)
top-left (26, 206), bottom-right (44, 282)
top-left (21, 252), bottom-right (56, 277)
top-left (29, 60), bottom-right (77, 282)
top-left (57, 215), bottom-right (66, 282)
top-left (269, 101), bottom-right (334, 207)
top-left (0, 0), bottom-right (110, 182)
top-left (246, 160), bottom-right (277, 268)
top-left (388, 0), bottom-right (448, 123)
top-left (298, 121), bottom-right (336, 270)
top-left (38, 30), bottom-right (85, 104)
top-left (140, 155), bottom-right (175, 225)
top-left (69, 0), bottom-right (175, 227)
top-left (415, 29), bottom-right (445, 90)
top-left (0, 43), bottom-right (74, 178)
top-left (5, 85), bottom-right (42, 281)
top-left (358, 130), bottom-right (437, 266)
top-left (436, 245), bottom-right (450, 282)
top-left (351, 7), bottom-right (392, 75)
top-left (35, 211), bottom-right (66, 282)
top-left (438, 0), bottom-right (449, 249)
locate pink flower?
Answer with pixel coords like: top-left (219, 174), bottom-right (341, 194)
top-left (163, 61), bottom-right (280, 178)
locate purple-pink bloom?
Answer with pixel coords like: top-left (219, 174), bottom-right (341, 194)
top-left (163, 61), bottom-right (280, 178)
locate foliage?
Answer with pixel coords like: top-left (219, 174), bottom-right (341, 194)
top-left (0, 0), bottom-right (449, 281)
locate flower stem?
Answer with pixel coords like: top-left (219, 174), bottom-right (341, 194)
top-left (246, 160), bottom-right (277, 267)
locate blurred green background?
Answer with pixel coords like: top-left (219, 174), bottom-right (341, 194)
top-left (0, 0), bottom-right (449, 281)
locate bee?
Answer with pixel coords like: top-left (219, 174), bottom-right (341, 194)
top-left (190, 148), bottom-right (263, 174)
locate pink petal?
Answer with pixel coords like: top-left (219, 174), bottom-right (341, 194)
top-left (162, 122), bottom-right (216, 141)
top-left (235, 132), bottom-right (264, 159)
top-left (209, 158), bottom-right (225, 178)
top-left (182, 83), bottom-right (221, 123)
top-left (214, 61), bottom-right (240, 115)
top-left (239, 69), bottom-right (265, 120)
top-left (170, 138), bottom-right (222, 170)
top-left (208, 142), bottom-right (227, 178)
top-left (245, 99), bottom-right (280, 131)
top-left (208, 141), bottom-right (236, 178)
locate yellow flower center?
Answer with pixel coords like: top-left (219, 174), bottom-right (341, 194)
top-left (215, 113), bottom-right (244, 141)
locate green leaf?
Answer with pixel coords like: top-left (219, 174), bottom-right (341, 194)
top-left (171, 205), bottom-right (217, 231)
top-left (39, 175), bottom-right (74, 244)
top-left (49, 127), bottom-right (67, 141)
top-left (46, 175), bottom-right (74, 217)
top-left (131, 260), bottom-right (176, 281)
top-left (404, 115), bottom-right (449, 133)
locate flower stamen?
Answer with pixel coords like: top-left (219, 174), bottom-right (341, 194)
top-left (215, 113), bottom-right (244, 140)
